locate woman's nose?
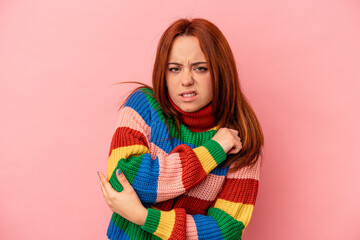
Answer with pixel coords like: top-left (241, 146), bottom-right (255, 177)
top-left (181, 70), bottom-right (194, 86)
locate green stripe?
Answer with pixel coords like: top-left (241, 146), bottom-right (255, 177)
top-left (141, 208), bottom-right (161, 234)
top-left (111, 213), bottom-right (161, 240)
top-left (109, 155), bottom-right (143, 192)
top-left (139, 88), bottom-right (218, 146)
top-left (208, 208), bottom-right (245, 240)
top-left (203, 140), bottom-right (227, 165)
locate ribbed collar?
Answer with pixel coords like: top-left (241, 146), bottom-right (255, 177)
top-left (167, 92), bottom-right (216, 132)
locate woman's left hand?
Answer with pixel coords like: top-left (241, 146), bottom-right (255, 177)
top-left (98, 170), bottom-right (148, 226)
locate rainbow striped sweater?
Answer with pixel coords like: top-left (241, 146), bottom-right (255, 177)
top-left (106, 88), bottom-right (261, 240)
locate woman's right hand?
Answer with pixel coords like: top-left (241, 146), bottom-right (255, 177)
top-left (211, 128), bottom-right (242, 155)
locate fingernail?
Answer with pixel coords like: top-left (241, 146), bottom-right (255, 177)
top-left (116, 169), bottom-right (122, 175)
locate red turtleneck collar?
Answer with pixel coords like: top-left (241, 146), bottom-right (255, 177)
top-left (167, 92), bottom-right (216, 132)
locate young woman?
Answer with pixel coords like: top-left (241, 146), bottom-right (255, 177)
top-left (99, 18), bottom-right (264, 240)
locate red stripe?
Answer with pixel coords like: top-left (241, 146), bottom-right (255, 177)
top-left (108, 127), bottom-right (148, 156)
top-left (176, 145), bottom-right (207, 190)
top-left (168, 208), bottom-right (186, 240)
top-left (173, 194), bottom-right (213, 215)
top-left (217, 178), bottom-right (259, 204)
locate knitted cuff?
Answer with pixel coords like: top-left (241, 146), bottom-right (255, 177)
top-left (192, 139), bottom-right (227, 174)
top-left (203, 139), bottom-right (227, 165)
top-left (141, 208), bottom-right (161, 234)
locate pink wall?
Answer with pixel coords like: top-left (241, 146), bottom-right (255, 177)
top-left (1, 0), bottom-right (359, 239)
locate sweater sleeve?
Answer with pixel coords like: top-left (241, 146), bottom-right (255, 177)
top-left (107, 90), bottom-right (227, 206)
top-left (141, 157), bottom-right (261, 240)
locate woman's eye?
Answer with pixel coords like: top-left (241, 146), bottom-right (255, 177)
top-left (195, 67), bottom-right (208, 72)
top-left (169, 67), bottom-right (180, 72)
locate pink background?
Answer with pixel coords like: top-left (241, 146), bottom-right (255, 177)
top-left (1, 0), bottom-right (359, 239)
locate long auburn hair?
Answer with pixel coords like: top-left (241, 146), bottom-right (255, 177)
top-left (120, 18), bottom-right (264, 171)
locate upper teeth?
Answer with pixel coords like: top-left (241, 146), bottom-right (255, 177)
top-left (183, 93), bottom-right (196, 97)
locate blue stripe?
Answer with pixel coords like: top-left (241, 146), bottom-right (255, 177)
top-left (124, 90), bottom-right (152, 123)
top-left (107, 218), bottom-right (130, 240)
top-left (132, 155), bottom-right (159, 206)
top-left (192, 214), bottom-right (223, 240)
top-left (210, 165), bottom-right (230, 176)
top-left (124, 91), bottom-right (199, 153)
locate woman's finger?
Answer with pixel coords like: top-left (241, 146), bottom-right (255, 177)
top-left (98, 171), bottom-right (108, 188)
top-left (100, 181), bottom-right (109, 201)
top-left (228, 139), bottom-right (242, 154)
top-left (116, 169), bottom-right (132, 190)
top-left (98, 171), bottom-right (115, 198)
top-left (98, 172), bottom-right (109, 199)
top-left (99, 180), bottom-right (109, 205)
top-left (230, 129), bottom-right (239, 135)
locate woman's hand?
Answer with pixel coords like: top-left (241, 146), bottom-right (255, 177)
top-left (211, 127), bottom-right (242, 154)
top-left (98, 170), bottom-right (148, 226)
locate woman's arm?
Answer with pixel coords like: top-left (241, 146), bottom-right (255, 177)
top-left (141, 158), bottom-right (261, 240)
top-left (108, 125), bottom-right (226, 206)
top-left (107, 90), bottom-right (229, 206)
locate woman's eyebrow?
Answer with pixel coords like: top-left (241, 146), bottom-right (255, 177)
top-left (167, 61), bottom-right (207, 66)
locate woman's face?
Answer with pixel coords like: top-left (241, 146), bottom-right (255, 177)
top-left (166, 35), bottom-right (213, 113)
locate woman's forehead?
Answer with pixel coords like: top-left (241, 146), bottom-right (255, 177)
top-left (168, 36), bottom-right (206, 63)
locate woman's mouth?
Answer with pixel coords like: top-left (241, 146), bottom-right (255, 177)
top-left (179, 92), bottom-right (197, 102)
top-left (182, 93), bottom-right (196, 97)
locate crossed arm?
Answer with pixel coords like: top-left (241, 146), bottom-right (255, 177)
top-left (99, 158), bottom-right (260, 239)
top-left (105, 104), bottom-right (239, 206)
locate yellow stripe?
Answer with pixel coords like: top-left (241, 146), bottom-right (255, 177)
top-left (153, 210), bottom-right (176, 240)
top-left (214, 199), bottom-right (254, 227)
top-left (107, 145), bottom-right (149, 180)
top-left (193, 146), bottom-right (217, 174)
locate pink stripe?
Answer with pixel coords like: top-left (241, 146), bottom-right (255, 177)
top-left (186, 215), bottom-right (199, 240)
top-left (186, 173), bottom-right (225, 201)
top-left (227, 157), bottom-right (261, 180)
top-left (116, 107), bottom-right (151, 141)
top-left (153, 143), bottom-right (186, 201)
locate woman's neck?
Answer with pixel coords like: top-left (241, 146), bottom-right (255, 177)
top-left (167, 93), bottom-right (216, 132)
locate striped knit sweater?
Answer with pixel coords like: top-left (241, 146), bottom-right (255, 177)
top-left (106, 88), bottom-right (261, 240)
